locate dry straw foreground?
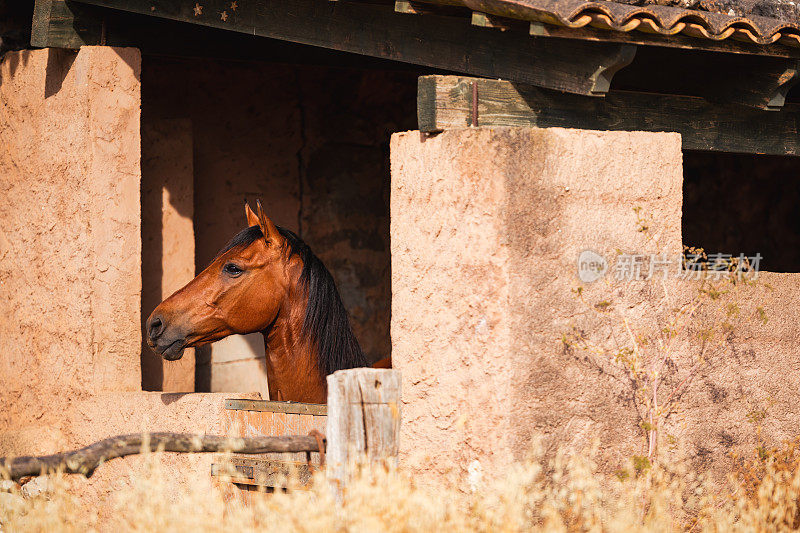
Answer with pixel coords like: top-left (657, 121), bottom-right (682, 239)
top-left (2, 439), bottom-right (800, 532)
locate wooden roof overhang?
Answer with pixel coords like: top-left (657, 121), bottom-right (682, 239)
top-left (33, 0), bottom-right (800, 155)
top-left (426, 0), bottom-right (800, 48)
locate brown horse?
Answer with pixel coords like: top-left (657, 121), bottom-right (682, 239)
top-left (145, 200), bottom-right (385, 404)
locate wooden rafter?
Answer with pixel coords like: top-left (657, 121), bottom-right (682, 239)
top-left (708, 59), bottom-right (800, 111)
top-left (612, 46), bottom-right (800, 111)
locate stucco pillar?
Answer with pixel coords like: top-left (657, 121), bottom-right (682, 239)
top-left (0, 47), bottom-right (142, 433)
top-left (390, 127), bottom-right (683, 479)
top-left (141, 118), bottom-right (195, 392)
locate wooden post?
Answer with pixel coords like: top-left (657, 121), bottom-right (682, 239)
top-left (326, 368), bottom-right (401, 492)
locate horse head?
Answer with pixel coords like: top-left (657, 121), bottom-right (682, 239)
top-left (145, 200), bottom-right (302, 361)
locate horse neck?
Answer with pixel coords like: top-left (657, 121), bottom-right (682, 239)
top-left (261, 292), bottom-right (327, 404)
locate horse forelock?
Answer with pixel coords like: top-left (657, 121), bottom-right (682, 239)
top-left (214, 225), bottom-right (264, 260)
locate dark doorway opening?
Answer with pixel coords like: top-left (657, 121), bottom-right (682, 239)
top-left (140, 27), bottom-right (425, 392)
top-left (683, 151), bottom-right (800, 273)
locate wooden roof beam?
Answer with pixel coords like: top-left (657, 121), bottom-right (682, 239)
top-left (31, 0), bottom-right (106, 48)
top-left (69, 0), bottom-right (636, 97)
top-left (418, 75), bottom-right (800, 155)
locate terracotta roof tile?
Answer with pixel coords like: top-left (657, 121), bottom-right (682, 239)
top-left (448, 0), bottom-right (800, 46)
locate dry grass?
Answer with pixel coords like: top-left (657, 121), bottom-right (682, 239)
top-left (3, 440), bottom-right (800, 532)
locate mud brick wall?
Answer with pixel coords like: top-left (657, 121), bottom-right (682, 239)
top-left (390, 127), bottom-right (800, 484)
top-left (0, 48), bottom-right (142, 441)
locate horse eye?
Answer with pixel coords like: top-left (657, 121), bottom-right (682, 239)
top-left (223, 263), bottom-right (243, 276)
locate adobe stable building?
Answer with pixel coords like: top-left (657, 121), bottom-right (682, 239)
top-left (2, 0), bottom-right (800, 497)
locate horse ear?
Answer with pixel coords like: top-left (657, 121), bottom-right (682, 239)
top-left (244, 200), bottom-right (260, 228)
top-left (255, 199), bottom-right (281, 244)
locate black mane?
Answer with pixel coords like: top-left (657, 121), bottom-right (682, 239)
top-left (217, 225), bottom-right (366, 377)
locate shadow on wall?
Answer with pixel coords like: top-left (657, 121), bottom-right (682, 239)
top-left (0, 50), bottom-right (28, 89)
top-left (683, 151), bottom-right (800, 273)
top-left (40, 47), bottom-right (138, 98)
top-left (0, 0), bottom-right (32, 85)
top-left (140, 119), bottom-right (195, 391)
top-left (44, 49), bottom-right (76, 98)
top-left (0, 48), bottom-right (75, 97)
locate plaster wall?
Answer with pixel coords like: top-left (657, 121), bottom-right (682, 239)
top-left (0, 48), bottom-right (142, 434)
top-left (391, 127), bottom-right (800, 483)
top-left (0, 392), bottom-right (260, 521)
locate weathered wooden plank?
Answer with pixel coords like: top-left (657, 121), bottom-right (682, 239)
top-left (418, 75), bottom-right (800, 155)
top-left (211, 457), bottom-right (314, 488)
top-left (31, 0), bottom-right (105, 48)
top-left (30, 6), bottom-right (398, 68)
top-left (223, 399), bottom-right (326, 471)
top-left (224, 399), bottom-right (327, 416)
top-left (71, 0), bottom-right (635, 96)
top-left (326, 369), bottom-right (401, 492)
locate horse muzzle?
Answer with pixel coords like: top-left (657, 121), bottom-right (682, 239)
top-left (146, 313), bottom-right (187, 361)
top-left (156, 339), bottom-right (186, 360)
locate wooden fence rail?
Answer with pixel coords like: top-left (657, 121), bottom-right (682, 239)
top-left (0, 433), bottom-right (324, 480)
top-left (1, 369), bottom-right (401, 484)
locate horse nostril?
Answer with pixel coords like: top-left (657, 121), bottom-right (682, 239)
top-left (148, 316), bottom-right (164, 340)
